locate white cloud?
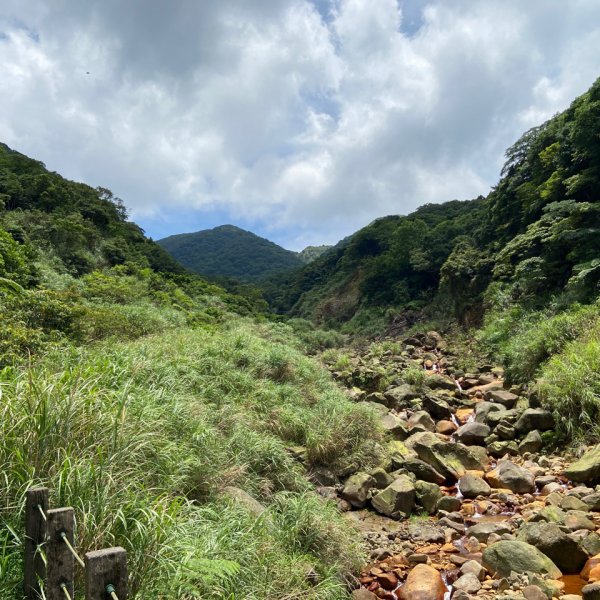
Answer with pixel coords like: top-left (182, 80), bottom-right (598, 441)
top-left (0, 0), bottom-right (599, 249)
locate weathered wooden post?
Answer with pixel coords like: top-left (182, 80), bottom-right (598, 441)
top-left (46, 507), bottom-right (75, 600)
top-left (85, 547), bottom-right (127, 600)
top-left (25, 487), bottom-right (49, 599)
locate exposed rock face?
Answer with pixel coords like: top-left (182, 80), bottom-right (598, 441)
top-left (566, 445), bottom-right (600, 482)
top-left (371, 475), bottom-right (416, 518)
top-left (399, 564), bottom-right (446, 600)
top-left (485, 459), bottom-right (535, 493)
top-left (517, 522), bottom-right (588, 574)
top-left (482, 540), bottom-right (563, 578)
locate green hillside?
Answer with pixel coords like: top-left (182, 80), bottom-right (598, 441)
top-left (158, 224), bottom-right (303, 281)
top-left (267, 76), bottom-right (600, 335)
top-left (0, 143), bottom-right (376, 599)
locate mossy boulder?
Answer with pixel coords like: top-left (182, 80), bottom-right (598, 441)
top-left (565, 445), bottom-right (600, 483)
top-left (482, 541), bottom-right (562, 578)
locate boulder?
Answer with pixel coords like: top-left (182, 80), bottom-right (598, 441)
top-left (487, 440), bottom-right (519, 457)
top-left (423, 395), bottom-right (453, 420)
top-left (404, 458), bottom-right (446, 485)
top-left (466, 521), bottom-right (512, 542)
top-left (519, 430), bottom-right (543, 454)
top-left (341, 472), bottom-right (376, 508)
top-left (399, 564), bottom-right (446, 600)
top-left (370, 467), bottom-right (394, 489)
top-left (408, 410), bottom-right (436, 432)
top-left (475, 401), bottom-right (503, 424)
top-left (436, 420), bottom-right (457, 435)
top-left (407, 432), bottom-right (485, 483)
top-left (564, 511), bottom-right (596, 531)
top-left (385, 384), bottom-right (419, 409)
top-left (485, 460), bottom-right (535, 493)
top-left (516, 522), bottom-right (588, 574)
top-left (566, 446), bottom-right (600, 483)
top-left (485, 389), bottom-right (519, 408)
top-left (371, 475), bottom-right (416, 518)
top-left (453, 572), bottom-right (481, 594)
top-left (522, 585), bottom-right (548, 600)
top-left (482, 540), bottom-right (562, 578)
top-left (455, 422), bottom-right (491, 445)
top-left (424, 375), bottom-right (456, 391)
top-left (381, 413), bottom-right (410, 439)
top-left (515, 409), bottom-right (554, 434)
top-left (460, 559), bottom-right (486, 581)
top-left (458, 473), bottom-right (491, 498)
top-left (583, 582), bottom-right (600, 600)
top-left (437, 495), bottom-right (462, 512)
top-left (223, 486), bottom-right (268, 519)
top-left (487, 409), bottom-right (519, 428)
top-left (415, 480), bottom-right (443, 514)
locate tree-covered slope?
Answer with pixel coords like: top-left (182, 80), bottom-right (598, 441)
top-left (267, 77), bottom-right (600, 331)
top-left (158, 224), bottom-right (303, 281)
top-left (0, 143), bottom-right (266, 367)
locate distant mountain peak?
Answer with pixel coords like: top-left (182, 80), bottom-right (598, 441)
top-left (158, 225), bottom-right (303, 282)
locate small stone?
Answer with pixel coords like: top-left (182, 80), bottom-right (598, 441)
top-left (460, 559), bottom-right (486, 581)
top-left (522, 585), bottom-right (547, 600)
top-left (454, 572), bottom-right (482, 594)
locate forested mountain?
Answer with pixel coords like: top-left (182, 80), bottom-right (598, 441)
top-left (158, 224), bottom-right (303, 281)
top-left (266, 77), bottom-right (600, 333)
top-left (0, 143), bottom-right (264, 366)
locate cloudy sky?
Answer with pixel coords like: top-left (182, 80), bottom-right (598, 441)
top-left (1, 1), bottom-right (600, 250)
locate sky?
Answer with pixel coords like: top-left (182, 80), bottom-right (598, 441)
top-left (1, 1), bottom-right (600, 250)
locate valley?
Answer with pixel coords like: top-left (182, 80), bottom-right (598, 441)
top-left (0, 69), bottom-right (599, 600)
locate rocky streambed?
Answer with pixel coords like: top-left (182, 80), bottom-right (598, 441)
top-left (316, 332), bottom-right (600, 600)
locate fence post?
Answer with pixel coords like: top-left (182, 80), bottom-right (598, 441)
top-left (46, 507), bottom-right (75, 600)
top-left (25, 487), bottom-right (49, 599)
top-left (85, 547), bottom-right (127, 600)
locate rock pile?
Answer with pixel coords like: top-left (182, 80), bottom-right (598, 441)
top-left (318, 332), bottom-right (600, 600)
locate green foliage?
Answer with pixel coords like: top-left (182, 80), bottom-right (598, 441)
top-left (0, 321), bottom-right (381, 599)
top-left (537, 321), bottom-right (600, 441)
top-left (402, 366), bottom-right (426, 388)
top-left (159, 224), bottom-right (303, 282)
top-left (267, 77), bottom-right (600, 332)
top-left (478, 298), bottom-right (600, 384)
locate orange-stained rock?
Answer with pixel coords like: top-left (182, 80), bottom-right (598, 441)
top-left (582, 555), bottom-right (600, 581)
top-left (456, 408), bottom-right (474, 424)
top-left (378, 572), bottom-right (399, 591)
top-left (399, 564), bottom-right (446, 600)
top-left (436, 420), bottom-right (457, 435)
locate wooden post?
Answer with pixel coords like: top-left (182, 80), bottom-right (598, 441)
top-left (46, 507), bottom-right (75, 600)
top-left (25, 487), bottom-right (49, 599)
top-left (85, 547), bottom-right (127, 600)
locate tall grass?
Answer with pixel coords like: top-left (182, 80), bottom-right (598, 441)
top-left (478, 300), bottom-right (600, 383)
top-left (0, 319), bottom-right (383, 599)
top-left (537, 322), bottom-right (600, 442)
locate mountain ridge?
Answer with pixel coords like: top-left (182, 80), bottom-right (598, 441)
top-left (158, 223), bottom-right (305, 282)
